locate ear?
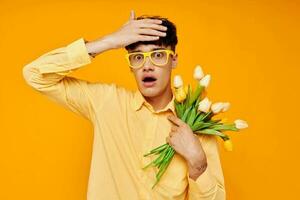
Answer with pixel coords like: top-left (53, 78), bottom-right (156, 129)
top-left (171, 53), bottom-right (178, 69)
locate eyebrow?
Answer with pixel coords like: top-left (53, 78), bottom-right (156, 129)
top-left (129, 47), bottom-right (166, 53)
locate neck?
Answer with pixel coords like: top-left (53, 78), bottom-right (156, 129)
top-left (144, 83), bottom-right (173, 111)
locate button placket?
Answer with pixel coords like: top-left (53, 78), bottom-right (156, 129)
top-left (142, 113), bottom-right (158, 166)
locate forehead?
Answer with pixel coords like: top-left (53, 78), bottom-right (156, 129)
top-left (128, 44), bottom-right (171, 53)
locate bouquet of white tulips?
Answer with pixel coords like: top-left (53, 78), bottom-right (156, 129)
top-left (143, 65), bottom-right (248, 188)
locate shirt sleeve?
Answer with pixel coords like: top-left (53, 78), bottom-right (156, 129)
top-left (22, 38), bottom-right (115, 122)
top-left (187, 135), bottom-right (226, 200)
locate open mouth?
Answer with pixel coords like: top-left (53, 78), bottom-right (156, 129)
top-left (142, 76), bottom-right (157, 87)
top-left (143, 77), bottom-right (157, 82)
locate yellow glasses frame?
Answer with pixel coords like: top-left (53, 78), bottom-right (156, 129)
top-left (125, 49), bottom-right (175, 69)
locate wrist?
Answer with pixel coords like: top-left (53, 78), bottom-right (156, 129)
top-left (188, 158), bottom-right (207, 180)
top-left (85, 36), bottom-right (116, 57)
top-left (187, 154), bottom-right (206, 169)
top-left (99, 35), bottom-right (119, 49)
top-left (185, 144), bottom-right (206, 167)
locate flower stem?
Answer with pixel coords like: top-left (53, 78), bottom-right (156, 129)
top-left (142, 147), bottom-right (168, 170)
top-left (143, 143), bottom-right (168, 157)
top-left (151, 148), bottom-right (175, 188)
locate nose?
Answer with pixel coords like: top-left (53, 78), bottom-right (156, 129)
top-left (142, 56), bottom-right (155, 71)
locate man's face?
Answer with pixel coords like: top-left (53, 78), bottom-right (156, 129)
top-left (128, 44), bottom-right (178, 98)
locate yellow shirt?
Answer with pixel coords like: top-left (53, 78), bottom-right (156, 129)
top-left (23, 38), bottom-right (226, 200)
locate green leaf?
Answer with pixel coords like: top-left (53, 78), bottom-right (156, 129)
top-left (183, 85), bottom-right (191, 110)
top-left (209, 119), bottom-right (222, 123)
top-left (211, 124), bottom-right (239, 131)
top-left (202, 111), bottom-right (213, 121)
top-left (191, 121), bottom-right (204, 131)
top-left (187, 108), bottom-right (197, 127)
top-left (195, 129), bottom-right (229, 140)
top-left (180, 103), bottom-right (185, 117)
top-left (194, 112), bottom-right (204, 122)
top-left (202, 122), bottom-right (215, 129)
top-left (181, 106), bottom-right (193, 122)
top-left (175, 100), bottom-right (187, 119)
top-left (192, 112), bottom-right (200, 125)
top-left (189, 85), bottom-right (204, 107)
top-left (174, 102), bottom-right (181, 118)
top-left (195, 95), bottom-right (202, 108)
top-left (195, 111), bottom-right (212, 122)
top-left (200, 122), bottom-right (215, 130)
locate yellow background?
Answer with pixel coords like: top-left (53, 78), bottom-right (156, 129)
top-left (1, 0), bottom-right (299, 199)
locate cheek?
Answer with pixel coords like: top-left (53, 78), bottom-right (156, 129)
top-left (132, 71), bottom-right (141, 82)
top-left (158, 71), bottom-right (171, 87)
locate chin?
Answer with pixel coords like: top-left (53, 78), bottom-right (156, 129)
top-left (139, 86), bottom-right (161, 98)
top-left (140, 89), bottom-right (158, 97)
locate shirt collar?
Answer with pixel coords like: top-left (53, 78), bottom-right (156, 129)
top-left (132, 89), bottom-right (176, 115)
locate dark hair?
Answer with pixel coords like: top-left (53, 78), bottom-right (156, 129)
top-left (125, 15), bottom-right (178, 51)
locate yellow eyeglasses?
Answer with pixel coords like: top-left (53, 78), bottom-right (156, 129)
top-left (125, 49), bottom-right (175, 69)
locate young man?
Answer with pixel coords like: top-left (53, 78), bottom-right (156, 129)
top-left (23, 11), bottom-right (225, 200)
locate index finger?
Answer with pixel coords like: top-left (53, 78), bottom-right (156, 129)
top-left (167, 115), bottom-right (184, 127)
top-left (129, 10), bottom-right (135, 21)
top-left (138, 18), bottom-right (163, 24)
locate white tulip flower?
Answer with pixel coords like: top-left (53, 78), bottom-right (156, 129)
top-left (199, 74), bottom-right (211, 88)
top-left (193, 65), bottom-right (204, 81)
top-left (222, 102), bottom-right (230, 112)
top-left (173, 75), bottom-right (183, 88)
top-left (211, 102), bottom-right (224, 114)
top-left (234, 119), bottom-right (248, 129)
top-left (198, 97), bottom-right (212, 113)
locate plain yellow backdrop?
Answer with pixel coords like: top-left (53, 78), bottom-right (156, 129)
top-left (1, 0), bottom-right (299, 199)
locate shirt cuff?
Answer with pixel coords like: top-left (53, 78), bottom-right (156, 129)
top-left (187, 166), bottom-right (217, 194)
top-left (39, 38), bottom-right (92, 74)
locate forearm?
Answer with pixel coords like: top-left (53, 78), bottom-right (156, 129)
top-left (22, 38), bottom-right (102, 121)
top-left (188, 157), bottom-right (208, 181)
top-left (23, 38), bottom-right (91, 90)
top-left (186, 136), bottom-right (226, 200)
top-left (85, 35), bottom-right (117, 57)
